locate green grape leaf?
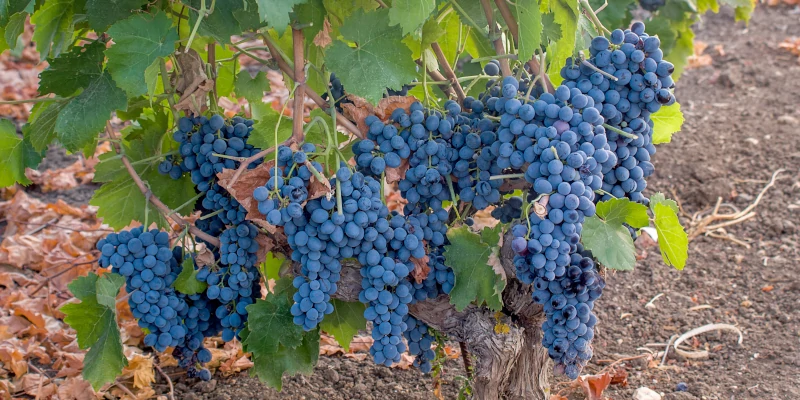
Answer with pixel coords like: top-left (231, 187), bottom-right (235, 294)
top-left (651, 103), bottom-right (683, 144)
top-left (25, 100), bottom-right (68, 151)
top-left (0, 119), bottom-right (39, 187)
top-left (39, 41), bottom-right (106, 97)
top-left (249, 328), bottom-right (319, 390)
top-left (444, 226), bottom-right (505, 312)
top-left (90, 176), bottom-right (168, 229)
top-left (30, 0), bottom-right (74, 60)
top-left (95, 273), bottom-right (125, 309)
top-left (325, 9), bottom-right (417, 104)
top-left (649, 192), bottom-right (679, 214)
top-left (595, 198), bottom-right (650, 229)
top-left (652, 202), bottom-right (688, 270)
top-left (515, 0), bottom-right (542, 65)
top-left (249, 106), bottom-right (293, 150)
top-left (143, 59), bottom-right (161, 99)
top-left (243, 292), bottom-right (304, 354)
top-left (541, 12), bottom-right (561, 43)
top-left (322, 0), bottom-right (378, 28)
top-left (85, 0), bottom-right (148, 31)
top-left (696, 0), bottom-right (720, 13)
top-left (545, 0), bottom-right (578, 86)
top-left (293, 0), bottom-right (325, 42)
top-left (388, 0), bottom-right (435, 36)
top-left (733, 0), bottom-right (755, 23)
top-left (185, 0), bottom-right (249, 44)
top-left (255, 0), bottom-right (306, 35)
top-left (173, 257), bottom-right (208, 295)
top-left (55, 72), bottom-right (127, 153)
top-left (215, 45), bottom-right (236, 97)
top-left (260, 252), bottom-right (287, 281)
top-left (480, 224), bottom-right (502, 249)
top-left (0, 27), bottom-right (8, 55)
top-left (4, 11), bottom-right (26, 48)
top-left (60, 273), bottom-right (127, 390)
top-left (319, 299), bottom-right (366, 353)
top-left (451, 0), bottom-right (488, 30)
top-left (581, 216), bottom-right (636, 271)
top-left (401, 16), bottom-right (444, 60)
top-left (105, 11), bottom-right (178, 97)
top-left (144, 168), bottom-right (199, 217)
top-left (235, 70), bottom-right (271, 103)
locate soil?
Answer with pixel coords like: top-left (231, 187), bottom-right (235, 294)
top-left (27, 4), bottom-right (800, 400)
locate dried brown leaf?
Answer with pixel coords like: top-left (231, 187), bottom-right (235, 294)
top-left (173, 49), bottom-right (213, 115)
top-left (216, 161), bottom-right (275, 226)
top-left (373, 96), bottom-right (419, 120)
top-left (57, 376), bottom-right (96, 400)
top-left (18, 374), bottom-right (56, 398)
top-left (385, 158), bottom-right (409, 184)
top-left (312, 19), bottom-right (333, 48)
top-left (121, 354), bottom-right (154, 390)
top-left (410, 255), bottom-right (430, 284)
top-left (254, 233), bottom-right (275, 268)
top-left (578, 371), bottom-right (612, 400)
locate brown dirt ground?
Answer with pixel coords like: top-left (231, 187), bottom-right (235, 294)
top-left (26, 4), bottom-right (800, 400)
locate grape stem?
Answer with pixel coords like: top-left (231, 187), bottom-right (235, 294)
top-left (199, 208), bottom-right (224, 220)
top-left (184, 0), bottom-right (216, 53)
top-left (158, 58), bottom-right (179, 123)
top-left (480, 0), bottom-right (512, 77)
top-left (603, 123), bottom-right (639, 140)
top-left (579, 59), bottom-right (618, 81)
top-left (261, 33), bottom-right (362, 139)
top-left (128, 150), bottom-right (178, 166)
top-left (0, 96), bottom-right (67, 105)
top-left (432, 42), bottom-right (466, 102)
top-left (489, 173), bottom-right (525, 181)
top-left (579, 0), bottom-right (611, 35)
top-left (470, 54), bottom-right (518, 63)
top-left (292, 28), bottom-right (306, 144)
top-left (104, 122), bottom-right (220, 246)
top-left (211, 153), bottom-right (247, 162)
top-left (445, 175), bottom-right (462, 220)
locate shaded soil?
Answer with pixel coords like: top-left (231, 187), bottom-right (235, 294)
top-left (27, 4), bottom-right (800, 400)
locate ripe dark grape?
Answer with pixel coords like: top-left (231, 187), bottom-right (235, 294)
top-left (98, 228), bottom-right (218, 380)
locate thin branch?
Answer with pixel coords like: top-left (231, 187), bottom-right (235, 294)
top-left (105, 122), bottom-right (220, 247)
top-left (492, 0), bottom-right (553, 92)
top-left (31, 256), bottom-right (100, 296)
top-left (262, 34), bottom-right (362, 139)
top-left (0, 96), bottom-right (67, 105)
top-left (480, 0), bottom-right (511, 76)
top-left (459, 341), bottom-right (474, 378)
top-left (292, 28), bottom-right (306, 143)
top-left (417, 60), bottom-right (457, 99)
top-left (154, 363), bottom-right (175, 400)
top-left (431, 42), bottom-right (466, 102)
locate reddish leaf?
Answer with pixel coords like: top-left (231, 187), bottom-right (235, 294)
top-left (410, 254), bottom-right (430, 284)
top-left (578, 371), bottom-right (612, 400)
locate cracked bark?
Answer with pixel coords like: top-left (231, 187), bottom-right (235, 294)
top-left (329, 231), bottom-right (551, 400)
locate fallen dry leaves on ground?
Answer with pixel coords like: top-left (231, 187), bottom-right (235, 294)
top-left (779, 37), bottom-right (800, 62)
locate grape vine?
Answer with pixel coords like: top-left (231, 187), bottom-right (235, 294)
top-left (0, 0), bottom-right (730, 395)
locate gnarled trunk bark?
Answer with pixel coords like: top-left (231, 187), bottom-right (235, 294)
top-left (331, 231), bottom-right (552, 399)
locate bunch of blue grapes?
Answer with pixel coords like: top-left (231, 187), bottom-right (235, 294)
top-left (403, 315), bottom-right (436, 373)
top-left (252, 144), bottom-right (321, 226)
top-left (96, 228), bottom-right (215, 380)
top-left (200, 182), bottom-right (248, 226)
top-left (405, 209), bottom-right (454, 301)
top-left (560, 22), bottom-right (670, 204)
top-left (537, 249), bottom-right (604, 379)
top-left (490, 196), bottom-right (524, 224)
top-left (197, 222), bottom-right (261, 342)
top-left (159, 115), bottom-right (261, 193)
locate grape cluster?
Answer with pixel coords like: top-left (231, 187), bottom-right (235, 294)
top-left (97, 228), bottom-right (215, 380)
top-left (253, 144), bottom-right (321, 226)
top-left (197, 222), bottom-right (261, 342)
top-left (491, 196), bottom-right (524, 223)
top-left (159, 115), bottom-right (261, 193)
top-left (560, 22), bottom-right (671, 204)
top-left (201, 182), bottom-right (248, 226)
top-left (403, 315), bottom-right (435, 373)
